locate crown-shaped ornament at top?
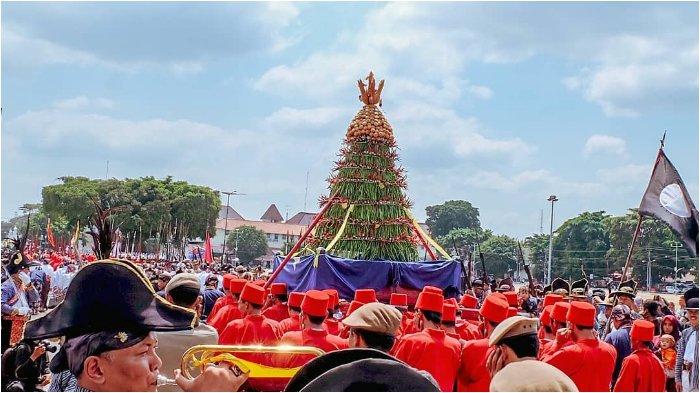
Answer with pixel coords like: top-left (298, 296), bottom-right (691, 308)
top-left (358, 71), bottom-right (384, 106)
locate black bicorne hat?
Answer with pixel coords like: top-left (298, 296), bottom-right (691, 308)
top-left (5, 215), bottom-right (31, 275)
top-left (611, 279), bottom-right (637, 298)
top-left (298, 357), bottom-right (439, 392)
top-left (570, 278), bottom-right (589, 298)
top-left (551, 278), bottom-right (570, 296)
top-left (286, 348), bottom-right (395, 392)
top-left (23, 259), bottom-right (197, 340)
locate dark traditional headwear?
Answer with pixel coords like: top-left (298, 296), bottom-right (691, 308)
top-left (551, 278), bottom-right (570, 296)
top-left (24, 259), bottom-right (197, 340)
top-left (5, 215), bottom-right (31, 275)
top-left (611, 279), bottom-right (637, 298)
top-left (684, 286), bottom-right (699, 310)
top-left (297, 357), bottom-right (439, 391)
top-left (570, 278), bottom-right (589, 299)
top-left (542, 284), bottom-right (552, 295)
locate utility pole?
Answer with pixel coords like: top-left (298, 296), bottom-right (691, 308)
top-left (219, 190), bottom-right (245, 263)
top-left (547, 195), bottom-right (558, 284)
top-left (303, 171), bottom-right (310, 212)
top-left (671, 242), bottom-right (682, 287)
top-left (647, 248), bottom-right (652, 291)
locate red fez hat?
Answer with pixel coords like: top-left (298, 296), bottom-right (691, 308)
top-left (288, 292), bottom-right (304, 308)
top-left (253, 279), bottom-right (266, 287)
top-left (271, 283), bottom-right (287, 295)
top-left (442, 302), bottom-right (457, 322)
top-left (567, 301), bottom-right (596, 327)
top-left (507, 307), bottom-right (518, 317)
top-left (551, 302), bottom-right (570, 323)
top-left (480, 294), bottom-right (509, 324)
top-left (241, 283), bottom-right (266, 306)
top-left (423, 286), bottom-right (443, 295)
top-left (630, 319), bottom-right (655, 342)
top-left (322, 289), bottom-right (339, 309)
top-left (229, 278), bottom-right (247, 294)
top-left (540, 305), bottom-right (554, 327)
top-left (302, 290), bottom-right (329, 318)
top-left (345, 300), bottom-right (365, 318)
top-left (390, 293), bottom-right (408, 307)
top-left (446, 298), bottom-right (458, 307)
top-left (460, 294), bottom-right (478, 309)
top-left (461, 308), bottom-right (480, 322)
top-left (543, 293), bottom-right (564, 308)
top-left (503, 292), bottom-right (518, 307)
top-left (416, 291), bottom-right (444, 314)
top-left (222, 274), bottom-right (235, 289)
top-left (354, 289), bottom-right (377, 303)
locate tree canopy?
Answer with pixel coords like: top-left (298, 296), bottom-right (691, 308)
top-left (425, 200), bottom-right (481, 237)
top-left (41, 176), bottom-right (219, 241)
top-left (228, 226), bottom-right (268, 264)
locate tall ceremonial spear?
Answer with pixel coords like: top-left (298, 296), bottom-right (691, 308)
top-left (604, 133), bottom-right (698, 335)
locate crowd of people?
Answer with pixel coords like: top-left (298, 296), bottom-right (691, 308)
top-left (1, 250), bottom-right (698, 392)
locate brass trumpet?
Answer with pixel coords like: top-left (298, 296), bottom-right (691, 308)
top-left (179, 345), bottom-right (326, 380)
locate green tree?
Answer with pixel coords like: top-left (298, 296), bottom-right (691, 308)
top-left (229, 226), bottom-right (268, 265)
top-left (523, 233), bottom-right (550, 281)
top-left (552, 211), bottom-right (611, 281)
top-left (437, 227), bottom-right (493, 256)
top-left (480, 235), bottom-right (518, 278)
top-left (426, 200), bottom-right (481, 238)
top-left (604, 210), bottom-right (695, 284)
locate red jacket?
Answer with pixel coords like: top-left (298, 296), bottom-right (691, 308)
top-left (613, 348), bottom-right (665, 392)
top-left (209, 303), bottom-right (243, 334)
top-left (545, 338), bottom-right (618, 392)
top-left (456, 320), bottom-right (481, 341)
top-left (218, 314), bottom-right (283, 345)
top-left (206, 294), bottom-right (236, 324)
top-left (391, 328), bottom-right (461, 392)
top-left (275, 328), bottom-right (348, 368)
top-left (262, 302), bottom-right (290, 322)
top-left (279, 314), bottom-right (302, 334)
top-left (457, 338), bottom-right (493, 392)
top-left (322, 318), bottom-right (342, 336)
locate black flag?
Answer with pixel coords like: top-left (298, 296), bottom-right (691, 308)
top-left (638, 149), bottom-right (698, 257)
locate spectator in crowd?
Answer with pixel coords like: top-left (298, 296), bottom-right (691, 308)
top-left (157, 273), bottom-right (218, 392)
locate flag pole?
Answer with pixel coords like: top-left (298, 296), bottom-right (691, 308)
top-left (604, 135), bottom-right (666, 336)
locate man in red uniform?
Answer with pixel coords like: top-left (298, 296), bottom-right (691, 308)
top-left (390, 293), bottom-right (413, 336)
top-left (442, 302), bottom-right (466, 346)
top-left (279, 291), bottom-right (304, 333)
top-left (206, 274), bottom-right (236, 324)
top-left (613, 319), bottom-right (665, 392)
top-left (277, 290), bottom-right (348, 367)
top-left (392, 290), bottom-right (461, 391)
top-left (218, 282), bottom-right (283, 345)
top-left (262, 283), bottom-right (289, 322)
top-left (539, 301), bottom-right (571, 359)
top-left (209, 278), bottom-right (246, 334)
top-left (544, 301), bottom-right (618, 392)
top-left (322, 289), bottom-right (342, 335)
top-left (538, 304), bottom-right (555, 358)
top-left (457, 293), bottom-right (510, 391)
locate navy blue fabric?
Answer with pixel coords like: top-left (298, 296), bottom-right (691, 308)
top-left (272, 254), bottom-right (461, 301)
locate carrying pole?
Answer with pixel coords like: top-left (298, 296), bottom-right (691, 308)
top-left (265, 192), bottom-right (338, 288)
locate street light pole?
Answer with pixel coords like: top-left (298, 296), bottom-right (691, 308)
top-left (219, 190), bottom-right (245, 264)
top-left (671, 242), bottom-right (682, 285)
top-left (547, 195), bottom-right (558, 284)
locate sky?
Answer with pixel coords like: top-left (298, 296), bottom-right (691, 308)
top-left (2, 2), bottom-right (698, 240)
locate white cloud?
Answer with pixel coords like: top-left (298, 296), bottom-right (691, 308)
top-left (261, 106), bottom-right (350, 131)
top-left (564, 35), bottom-right (698, 117)
top-left (472, 169), bottom-right (551, 191)
top-left (467, 85), bottom-right (494, 100)
top-left (583, 134), bottom-right (627, 157)
top-left (52, 96), bottom-right (115, 111)
top-left (597, 164), bottom-right (651, 185)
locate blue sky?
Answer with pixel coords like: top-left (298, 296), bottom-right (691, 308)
top-left (2, 2), bottom-right (698, 239)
